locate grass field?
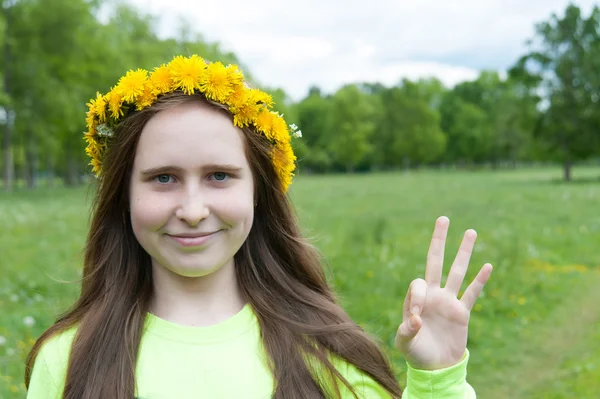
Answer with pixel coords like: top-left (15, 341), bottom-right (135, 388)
top-left (1, 166), bottom-right (599, 398)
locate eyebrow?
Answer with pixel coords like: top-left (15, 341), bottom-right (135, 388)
top-left (140, 164), bottom-right (243, 176)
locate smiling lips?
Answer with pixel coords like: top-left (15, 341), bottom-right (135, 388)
top-left (168, 231), bottom-right (219, 247)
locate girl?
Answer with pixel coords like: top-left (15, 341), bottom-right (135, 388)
top-left (25, 55), bottom-right (493, 399)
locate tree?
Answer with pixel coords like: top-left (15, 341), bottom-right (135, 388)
top-left (293, 89), bottom-right (333, 172)
top-left (440, 71), bottom-right (537, 167)
top-left (512, 4), bottom-right (600, 181)
top-left (326, 84), bottom-right (379, 172)
top-left (442, 98), bottom-right (494, 165)
top-left (376, 85), bottom-right (446, 168)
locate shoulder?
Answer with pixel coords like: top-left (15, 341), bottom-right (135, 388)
top-left (27, 327), bottom-right (78, 398)
top-left (37, 326), bottom-right (78, 369)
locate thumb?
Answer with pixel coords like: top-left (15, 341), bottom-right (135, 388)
top-left (395, 314), bottom-right (422, 346)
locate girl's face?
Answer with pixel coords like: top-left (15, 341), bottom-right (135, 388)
top-left (129, 101), bottom-right (255, 279)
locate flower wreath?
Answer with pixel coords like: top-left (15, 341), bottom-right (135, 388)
top-left (84, 54), bottom-right (301, 192)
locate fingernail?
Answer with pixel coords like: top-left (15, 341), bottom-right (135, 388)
top-left (411, 306), bottom-right (419, 315)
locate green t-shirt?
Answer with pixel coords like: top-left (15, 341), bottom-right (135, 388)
top-left (26, 303), bottom-right (475, 398)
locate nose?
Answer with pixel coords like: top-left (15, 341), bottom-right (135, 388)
top-left (175, 188), bottom-right (210, 226)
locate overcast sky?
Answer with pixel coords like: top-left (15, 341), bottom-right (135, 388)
top-left (125, 0), bottom-right (597, 101)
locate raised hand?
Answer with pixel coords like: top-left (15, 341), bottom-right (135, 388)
top-left (394, 216), bottom-right (493, 370)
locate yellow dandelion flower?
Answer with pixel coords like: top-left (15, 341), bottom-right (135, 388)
top-left (225, 86), bottom-right (248, 109)
top-left (225, 64), bottom-right (245, 87)
top-left (271, 141), bottom-right (296, 191)
top-left (254, 108), bottom-right (275, 137)
top-left (136, 81), bottom-right (157, 110)
top-left (90, 157), bottom-right (102, 176)
top-left (248, 88), bottom-right (274, 108)
top-left (85, 110), bottom-right (96, 130)
top-left (169, 55), bottom-right (207, 95)
top-left (150, 64), bottom-right (174, 95)
top-left (94, 96), bottom-right (108, 123)
top-left (270, 113), bottom-right (291, 143)
top-left (85, 139), bottom-right (102, 157)
top-left (84, 130), bottom-right (95, 141)
top-left (106, 89), bottom-right (124, 120)
top-left (201, 62), bottom-right (235, 102)
top-left (86, 91), bottom-right (108, 123)
top-left (273, 143), bottom-right (296, 171)
top-left (233, 102), bottom-right (261, 128)
top-left (116, 69), bottom-right (148, 103)
top-left (85, 146), bottom-right (96, 160)
top-left (253, 109), bottom-right (288, 143)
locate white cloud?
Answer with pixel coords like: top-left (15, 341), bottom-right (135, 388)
top-left (126, 0), bottom-right (599, 100)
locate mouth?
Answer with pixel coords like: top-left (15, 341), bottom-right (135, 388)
top-left (167, 231), bottom-right (220, 247)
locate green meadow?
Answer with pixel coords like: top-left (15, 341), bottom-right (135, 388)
top-left (1, 167), bottom-right (599, 398)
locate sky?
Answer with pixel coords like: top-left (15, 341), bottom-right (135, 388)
top-left (125, 0), bottom-right (598, 101)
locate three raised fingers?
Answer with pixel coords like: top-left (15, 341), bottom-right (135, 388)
top-left (425, 216), bottom-right (492, 307)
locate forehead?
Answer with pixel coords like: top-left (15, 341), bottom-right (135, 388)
top-left (133, 102), bottom-right (248, 168)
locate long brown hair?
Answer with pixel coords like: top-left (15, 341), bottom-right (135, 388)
top-left (25, 92), bottom-right (403, 398)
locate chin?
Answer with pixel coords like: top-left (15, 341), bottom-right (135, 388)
top-left (165, 258), bottom-right (228, 278)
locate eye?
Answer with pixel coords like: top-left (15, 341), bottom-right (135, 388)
top-left (154, 174), bottom-right (174, 184)
top-left (211, 172), bottom-right (230, 182)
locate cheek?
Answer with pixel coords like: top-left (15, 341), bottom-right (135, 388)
top-left (215, 188), bottom-right (254, 226)
top-left (130, 194), bottom-right (171, 233)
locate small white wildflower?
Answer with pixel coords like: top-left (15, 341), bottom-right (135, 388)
top-left (23, 316), bottom-right (35, 328)
top-left (33, 293), bottom-right (44, 302)
top-left (0, 336), bottom-right (6, 346)
top-left (96, 124), bottom-right (114, 137)
top-left (10, 294), bottom-right (18, 302)
top-left (289, 123), bottom-right (302, 138)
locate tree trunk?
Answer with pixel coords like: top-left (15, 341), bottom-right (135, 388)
top-left (2, 2), bottom-right (14, 192)
top-left (25, 126), bottom-right (38, 188)
top-left (2, 124), bottom-right (13, 192)
top-left (19, 146), bottom-right (29, 187)
top-left (64, 138), bottom-right (79, 186)
top-left (563, 158), bottom-right (572, 182)
top-left (47, 152), bottom-right (55, 188)
top-left (403, 156), bottom-right (410, 172)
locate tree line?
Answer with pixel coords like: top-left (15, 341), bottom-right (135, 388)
top-left (1, 0), bottom-right (599, 192)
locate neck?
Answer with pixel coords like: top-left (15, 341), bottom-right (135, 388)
top-left (148, 259), bottom-right (246, 327)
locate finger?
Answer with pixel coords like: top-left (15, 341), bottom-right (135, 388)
top-left (402, 281), bottom-right (412, 322)
top-left (405, 278), bottom-right (427, 316)
top-left (460, 263), bottom-right (493, 311)
top-left (425, 216), bottom-right (449, 287)
top-left (445, 229), bottom-right (477, 295)
top-left (395, 314), bottom-right (423, 345)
